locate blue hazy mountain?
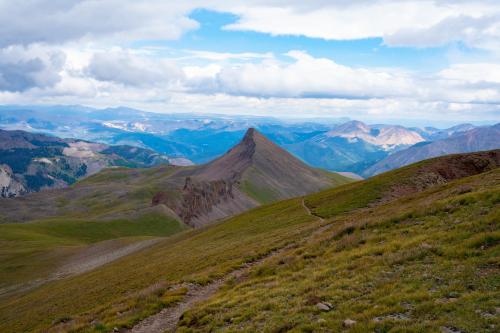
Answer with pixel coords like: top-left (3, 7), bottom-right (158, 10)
top-left (2, 105), bottom-right (495, 176)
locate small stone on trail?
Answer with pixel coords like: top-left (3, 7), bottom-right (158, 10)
top-left (343, 319), bottom-right (357, 327)
top-left (316, 302), bottom-right (333, 311)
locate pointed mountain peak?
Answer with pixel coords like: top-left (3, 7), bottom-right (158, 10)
top-left (244, 127), bottom-right (257, 137)
top-left (241, 127), bottom-right (257, 144)
top-left (241, 127), bottom-right (264, 142)
top-left (194, 127), bottom-right (322, 182)
top-left (238, 127), bottom-right (273, 150)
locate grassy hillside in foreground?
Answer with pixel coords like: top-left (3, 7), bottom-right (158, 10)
top-left (179, 171), bottom-right (499, 332)
top-left (0, 152), bottom-right (498, 332)
top-left (0, 198), bottom-right (319, 332)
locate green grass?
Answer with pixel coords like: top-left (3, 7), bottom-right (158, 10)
top-left (305, 158), bottom-right (440, 218)
top-left (0, 198), bottom-right (319, 332)
top-left (177, 170), bottom-right (500, 333)
top-left (0, 213), bottom-right (186, 290)
top-left (240, 179), bottom-right (280, 204)
top-left (0, 160), bottom-right (498, 333)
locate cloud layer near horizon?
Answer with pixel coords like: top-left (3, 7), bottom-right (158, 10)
top-left (0, 0), bottom-right (499, 123)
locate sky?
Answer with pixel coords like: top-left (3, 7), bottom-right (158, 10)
top-left (0, 0), bottom-right (499, 125)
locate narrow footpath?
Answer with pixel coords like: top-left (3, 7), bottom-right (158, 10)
top-left (127, 199), bottom-right (327, 333)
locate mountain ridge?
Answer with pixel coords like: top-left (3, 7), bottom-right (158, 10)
top-left (0, 129), bottom-right (181, 197)
top-left (364, 123), bottom-right (500, 176)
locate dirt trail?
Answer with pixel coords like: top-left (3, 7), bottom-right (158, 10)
top-left (301, 198), bottom-right (324, 222)
top-left (128, 199), bottom-right (327, 333)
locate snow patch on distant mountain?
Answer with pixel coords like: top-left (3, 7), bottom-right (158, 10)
top-left (326, 121), bottom-right (425, 150)
top-left (103, 121), bottom-right (151, 133)
top-left (168, 157), bottom-right (194, 166)
top-left (63, 142), bottom-right (106, 158)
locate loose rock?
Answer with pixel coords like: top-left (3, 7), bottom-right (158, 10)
top-left (343, 319), bottom-right (357, 327)
top-left (316, 302), bottom-right (333, 311)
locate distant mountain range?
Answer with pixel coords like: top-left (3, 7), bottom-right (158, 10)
top-left (0, 105), bottom-right (498, 177)
top-left (364, 123), bottom-right (500, 176)
top-left (0, 129), bottom-right (188, 197)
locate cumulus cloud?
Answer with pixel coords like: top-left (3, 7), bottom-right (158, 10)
top-left (204, 51), bottom-right (414, 99)
top-left (86, 50), bottom-right (184, 87)
top-left (1, 45), bottom-right (499, 113)
top-left (0, 0), bottom-right (199, 47)
top-left (221, 0), bottom-right (500, 50)
top-left (0, 1), bottom-right (499, 123)
top-left (385, 14), bottom-right (500, 49)
top-left (0, 1), bottom-right (498, 51)
top-left (0, 46), bottom-right (65, 92)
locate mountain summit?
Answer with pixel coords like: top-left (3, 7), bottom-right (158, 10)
top-left (194, 128), bottom-right (339, 198)
top-left (170, 128), bottom-right (351, 225)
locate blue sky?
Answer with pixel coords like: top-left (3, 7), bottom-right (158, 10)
top-left (157, 9), bottom-right (450, 71)
top-left (0, 1), bottom-right (499, 126)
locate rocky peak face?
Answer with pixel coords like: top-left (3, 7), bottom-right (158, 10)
top-left (179, 177), bottom-right (235, 226)
top-left (152, 176), bottom-right (236, 227)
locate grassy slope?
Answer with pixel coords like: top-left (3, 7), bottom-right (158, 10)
top-left (0, 213), bottom-right (186, 291)
top-left (0, 199), bottom-right (319, 332)
top-left (240, 166), bottom-right (354, 205)
top-left (0, 166), bottom-right (189, 295)
top-left (0, 158), bottom-right (350, 301)
top-left (0, 162), bottom-right (498, 332)
top-left (179, 170), bottom-right (500, 333)
top-left (0, 165), bottom-right (182, 224)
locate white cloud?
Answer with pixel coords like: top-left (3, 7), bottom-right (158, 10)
top-left (205, 50), bottom-right (415, 99)
top-left (221, 0), bottom-right (500, 50)
top-left (0, 46), bottom-right (498, 124)
top-left (0, 1), bottom-right (498, 50)
top-left (0, 0), bottom-right (199, 47)
top-left (0, 1), bottom-right (499, 123)
top-left (182, 50), bottom-right (274, 61)
top-left (86, 50), bottom-right (185, 87)
top-left (0, 45), bottom-right (65, 92)
top-left (385, 14), bottom-right (500, 49)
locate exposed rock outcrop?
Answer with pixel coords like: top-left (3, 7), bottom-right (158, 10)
top-left (152, 177), bottom-right (239, 227)
top-left (179, 177), bottom-right (235, 226)
top-left (387, 149), bottom-right (500, 200)
top-left (0, 165), bottom-right (26, 198)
